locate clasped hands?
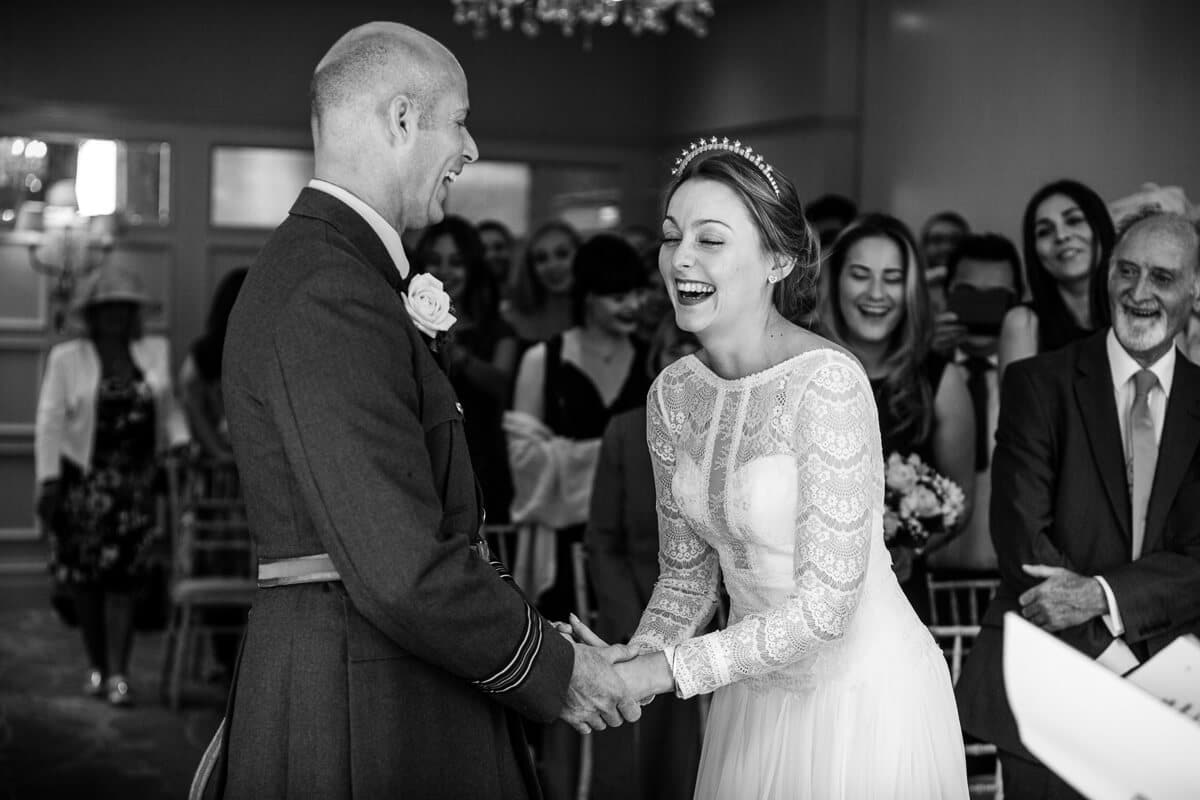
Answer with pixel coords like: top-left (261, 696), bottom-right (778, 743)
top-left (555, 614), bottom-right (674, 736)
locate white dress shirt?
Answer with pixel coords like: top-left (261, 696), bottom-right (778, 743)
top-left (307, 179), bottom-right (410, 280)
top-left (1093, 330), bottom-right (1176, 671)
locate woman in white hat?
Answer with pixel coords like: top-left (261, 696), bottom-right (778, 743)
top-left (34, 262), bottom-right (189, 706)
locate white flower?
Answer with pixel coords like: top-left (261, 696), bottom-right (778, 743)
top-left (900, 486), bottom-right (941, 518)
top-left (403, 273), bottom-right (456, 338)
top-left (885, 452), bottom-right (919, 494)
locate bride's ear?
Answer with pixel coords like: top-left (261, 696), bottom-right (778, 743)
top-left (770, 255), bottom-right (797, 283)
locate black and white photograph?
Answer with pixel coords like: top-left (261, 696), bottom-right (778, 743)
top-left (1, 1), bottom-right (1199, 798)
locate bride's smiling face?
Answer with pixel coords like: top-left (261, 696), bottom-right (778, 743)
top-left (660, 178), bottom-right (774, 335)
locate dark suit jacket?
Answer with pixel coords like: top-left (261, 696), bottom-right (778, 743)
top-left (584, 407), bottom-right (661, 644)
top-left (956, 331), bottom-right (1200, 760)
top-left (220, 189), bottom-right (573, 799)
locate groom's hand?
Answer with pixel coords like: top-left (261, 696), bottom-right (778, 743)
top-left (560, 642), bottom-right (642, 735)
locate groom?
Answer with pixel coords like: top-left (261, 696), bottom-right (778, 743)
top-left (214, 22), bottom-right (637, 799)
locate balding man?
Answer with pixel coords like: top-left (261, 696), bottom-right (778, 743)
top-left (957, 211), bottom-right (1200, 798)
top-left (197, 23), bottom-right (635, 799)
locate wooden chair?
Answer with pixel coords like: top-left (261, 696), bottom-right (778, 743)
top-left (926, 574), bottom-right (1000, 627)
top-left (928, 624), bottom-right (1004, 799)
top-left (159, 457), bottom-right (256, 709)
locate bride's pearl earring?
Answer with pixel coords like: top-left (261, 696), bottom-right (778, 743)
top-left (767, 274), bottom-right (778, 284)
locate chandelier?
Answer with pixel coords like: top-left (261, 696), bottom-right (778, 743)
top-left (451, 1), bottom-right (714, 41)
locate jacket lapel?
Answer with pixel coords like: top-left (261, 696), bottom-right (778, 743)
top-left (1144, 354), bottom-right (1200, 551)
top-left (1072, 334), bottom-right (1132, 543)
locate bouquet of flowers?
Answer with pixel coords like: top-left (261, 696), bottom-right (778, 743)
top-left (882, 452), bottom-right (966, 552)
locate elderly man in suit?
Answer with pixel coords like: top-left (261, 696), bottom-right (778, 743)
top-left (204, 22), bottom-right (638, 799)
top-left (956, 210), bottom-right (1200, 799)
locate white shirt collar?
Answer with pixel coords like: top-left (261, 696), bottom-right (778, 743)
top-left (1106, 328), bottom-right (1175, 398)
top-left (307, 179), bottom-right (410, 279)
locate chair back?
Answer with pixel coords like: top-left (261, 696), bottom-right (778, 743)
top-left (170, 457), bottom-right (254, 581)
top-left (926, 575), bottom-right (1000, 627)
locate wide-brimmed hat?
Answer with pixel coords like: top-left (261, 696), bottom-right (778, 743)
top-left (70, 262), bottom-right (159, 313)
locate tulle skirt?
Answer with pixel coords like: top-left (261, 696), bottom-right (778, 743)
top-left (693, 640), bottom-right (968, 799)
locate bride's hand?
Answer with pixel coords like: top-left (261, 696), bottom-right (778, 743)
top-left (614, 651), bottom-right (674, 705)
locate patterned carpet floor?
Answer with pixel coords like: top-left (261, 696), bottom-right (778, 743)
top-left (0, 575), bottom-right (224, 800)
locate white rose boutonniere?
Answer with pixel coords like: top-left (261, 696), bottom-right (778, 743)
top-left (403, 273), bottom-right (457, 339)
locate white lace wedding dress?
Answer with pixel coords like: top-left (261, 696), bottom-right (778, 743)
top-left (629, 348), bottom-right (968, 799)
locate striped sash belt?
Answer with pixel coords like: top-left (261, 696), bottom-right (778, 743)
top-left (257, 553), bottom-right (341, 588)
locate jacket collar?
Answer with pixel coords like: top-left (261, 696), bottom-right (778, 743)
top-left (288, 187), bottom-right (409, 298)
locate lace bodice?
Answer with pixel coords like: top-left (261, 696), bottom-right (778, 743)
top-left (630, 348), bottom-right (928, 698)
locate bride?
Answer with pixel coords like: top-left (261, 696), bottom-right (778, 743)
top-left (604, 141), bottom-right (969, 798)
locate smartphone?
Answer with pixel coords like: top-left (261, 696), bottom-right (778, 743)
top-left (947, 285), bottom-right (1014, 335)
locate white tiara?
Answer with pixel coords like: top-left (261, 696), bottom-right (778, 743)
top-left (671, 136), bottom-right (780, 198)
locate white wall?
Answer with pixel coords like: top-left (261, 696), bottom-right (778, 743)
top-left (860, 0), bottom-right (1200, 244)
top-left (653, 0), bottom-right (865, 205)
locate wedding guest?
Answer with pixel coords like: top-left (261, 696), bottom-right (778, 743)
top-left (507, 233), bottom-right (648, 799)
top-left (478, 218), bottom-right (515, 287)
top-left (922, 211), bottom-right (970, 271)
top-left (416, 215), bottom-right (517, 522)
top-left (805, 192), bottom-right (857, 250)
top-left (585, 318), bottom-right (702, 800)
top-left (957, 211), bottom-right (1200, 799)
top-left (924, 210), bottom-right (972, 352)
top-left (998, 179), bottom-right (1115, 382)
top-left (179, 267), bottom-right (248, 463)
top-left (35, 263), bottom-right (188, 706)
top-left (506, 220), bottom-right (581, 348)
top-left (927, 234), bottom-right (1023, 578)
top-left (819, 213), bottom-right (976, 619)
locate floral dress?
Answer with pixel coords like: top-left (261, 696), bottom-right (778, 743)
top-left (49, 371), bottom-right (161, 591)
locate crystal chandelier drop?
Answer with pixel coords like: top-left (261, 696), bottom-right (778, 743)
top-left (451, 1), bottom-right (714, 42)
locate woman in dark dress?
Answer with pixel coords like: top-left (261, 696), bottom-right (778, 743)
top-left (998, 178), bottom-right (1115, 381)
top-left (416, 216), bottom-right (517, 523)
top-left (507, 233), bottom-right (649, 800)
top-left (818, 213), bottom-right (976, 621)
top-left (35, 264), bottom-right (189, 705)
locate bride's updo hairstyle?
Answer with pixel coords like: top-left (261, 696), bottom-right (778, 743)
top-left (665, 147), bottom-right (820, 324)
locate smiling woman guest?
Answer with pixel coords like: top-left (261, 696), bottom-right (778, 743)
top-left (998, 179), bottom-right (1115, 381)
top-left (505, 220), bottom-right (583, 349)
top-left (818, 214), bottom-right (976, 618)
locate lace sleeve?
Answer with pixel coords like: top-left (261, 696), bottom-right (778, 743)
top-left (668, 355), bottom-right (877, 698)
top-left (628, 379), bottom-right (721, 653)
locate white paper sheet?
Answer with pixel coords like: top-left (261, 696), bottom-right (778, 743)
top-left (1003, 613), bottom-right (1200, 800)
top-left (1125, 634), bottom-right (1200, 722)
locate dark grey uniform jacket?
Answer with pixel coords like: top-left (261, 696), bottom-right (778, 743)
top-left (220, 188), bottom-right (573, 799)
